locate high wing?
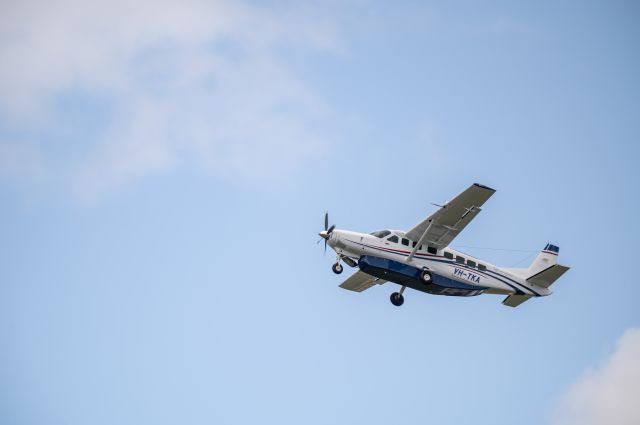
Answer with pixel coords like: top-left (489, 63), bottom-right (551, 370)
top-left (405, 183), bottom-right (496, 250)
top-left (339, 270), bottom-right (386, 292)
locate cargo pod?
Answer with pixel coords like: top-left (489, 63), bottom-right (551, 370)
top-left (357, 255), bottom-right (487, 297)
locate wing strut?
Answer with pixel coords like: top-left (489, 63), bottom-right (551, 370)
top-left (407, 220), bottom-right (434, 261)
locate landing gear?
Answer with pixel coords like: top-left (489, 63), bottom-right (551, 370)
top-left (421, 269), bottom-right (433, 284)
top-left (342, 256), bottom-right (357, 268)
top-left (390, 286), bottom-right (406, 306)
top-left (332, 255), bottom-right (344, 274)
top-left (390, 292), bottom-right (404, 306)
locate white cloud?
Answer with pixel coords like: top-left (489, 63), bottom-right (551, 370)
top-left (0, 0), bottom-right (342, 200)
top-left (553, 327), bottom-right (640, 425)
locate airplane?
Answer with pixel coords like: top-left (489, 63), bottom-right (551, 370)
top-left (318, 183), bottom-right (569, 307)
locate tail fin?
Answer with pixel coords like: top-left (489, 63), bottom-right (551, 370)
top-left (527, 243), bottom-right (559, 277)
top-left (524, 243), bottom-right (569, 288)
top-left (503, 243), bottom-right (563, 280)
top-left (503, 244), bottom-right (570, 300)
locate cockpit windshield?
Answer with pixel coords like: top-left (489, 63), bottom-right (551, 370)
top-left (370, 230), bottom-right (391, 238)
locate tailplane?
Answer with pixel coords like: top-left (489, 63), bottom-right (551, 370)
top-left (504, 243), bottom-right (569, 287)
top-left (502, 243), bottom-right (570, 307)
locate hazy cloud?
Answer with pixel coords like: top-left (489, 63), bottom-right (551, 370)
top-left (0, 0), bottom-right (341, 200)
top-left (0, 140), bottom-right (47, 181)
top-left (553, 327), bottom-right (640, 425)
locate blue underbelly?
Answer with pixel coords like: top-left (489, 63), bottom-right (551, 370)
top-left (358, 255), bottom-right (486, 297)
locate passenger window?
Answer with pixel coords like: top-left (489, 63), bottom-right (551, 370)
top-left (412, 241), bottom-right (417, 248)
top-left (478, 264), bottom-right (487, 271)
top-left (467, 260), bottom-right (476, 268)
top-left (401, 238), bottom-right (409, 246)
top-left (387, 235), bottom-right (399, 243)
top-left (444, 251), bottom-right (453, 259)
top-left (456, 256), bottom-right (465, 264)
top-left (427, 246), bottom-right (437, 255)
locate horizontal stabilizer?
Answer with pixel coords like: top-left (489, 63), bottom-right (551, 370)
top-left (339, 270), bottom-right (386, 292)
top-left (527, 264), bottom-right (570, 288)
top-left (502, 295), bottom-right (532, 308)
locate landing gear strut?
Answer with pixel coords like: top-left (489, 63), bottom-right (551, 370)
top-left (390, 286), bottom-right (406, 306)
top-left (332, 255), bottom-right (344, 274)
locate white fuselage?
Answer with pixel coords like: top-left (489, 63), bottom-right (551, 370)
top-left (327, 229), bottom-right (551, 298)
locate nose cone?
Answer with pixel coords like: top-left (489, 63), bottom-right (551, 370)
top-left (318, 230), bottom-right (329, 240)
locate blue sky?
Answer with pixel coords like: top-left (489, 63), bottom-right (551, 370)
top-left (1, 1), bottom-right (639, 424)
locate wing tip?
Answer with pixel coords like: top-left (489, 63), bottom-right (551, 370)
top-left (473, 182), bottom-right (496, 192)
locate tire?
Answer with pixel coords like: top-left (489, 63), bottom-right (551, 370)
top-left (421, 270), bottom-right (433, 284)
top-left (390, 292), bottom-right (404, 306)
top-left (332, 263), bottom-right (343, 274)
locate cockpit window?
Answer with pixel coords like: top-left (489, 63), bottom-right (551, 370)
top-left (370, 230), bottom-right (391, 238)
top-left (387, 235), bottom-right (399, 243)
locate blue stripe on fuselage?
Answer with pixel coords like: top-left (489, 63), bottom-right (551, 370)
top-left (346, 239), bottom-right (538, 296)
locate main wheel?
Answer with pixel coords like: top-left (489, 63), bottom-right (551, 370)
top-left (421, 270), bottom-right (433, 284)
top-left (390, 292), bottom-right (404, 306)
top-left (332, 263), bottom-right (343, 274)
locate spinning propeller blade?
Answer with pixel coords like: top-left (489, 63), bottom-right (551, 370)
top-left (319, 211), bottom-right (336, 255)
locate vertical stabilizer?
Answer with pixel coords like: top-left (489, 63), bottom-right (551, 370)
top-left (526, 243), bottom-right (559, 277)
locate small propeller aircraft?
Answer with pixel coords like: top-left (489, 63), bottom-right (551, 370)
top-left (319, 183), bottom-right (569, 307)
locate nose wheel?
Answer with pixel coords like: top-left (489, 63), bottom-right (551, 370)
top-left (332, 263), bottom-right (343, 274)
top-left (390, 286), bottom-right (406, 306)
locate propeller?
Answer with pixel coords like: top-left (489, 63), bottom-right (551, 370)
top-left (318, 211), bottom-right (336, 254)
